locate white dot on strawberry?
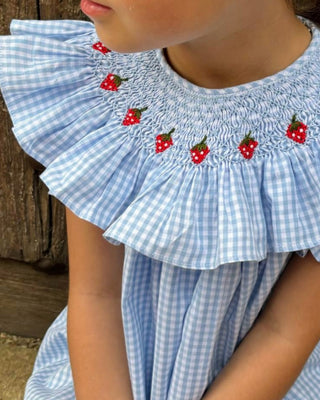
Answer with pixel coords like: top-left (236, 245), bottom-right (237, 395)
top-left (159, 146), bottom-right (162, 150)
top-left (300, 128), bottom-right (304, 132)
top-left (131, 118), bottom-right (134, 122)
top-left (200, 151), bottom-right (204, 154)
top-left (192, 152), bottom-right (196, 156)
top-left (164, 143), bottom-right (168, 147)
top-left (195, 156), bottom-right (198, 160)
top-left (157, 139), bottom-right (161, 143)
top-left (246, 152), bottom-right (250, 156)
top-left (128, 113), bottom-right (132, 116)
top-left (292, 133), bottom-right (295, 136)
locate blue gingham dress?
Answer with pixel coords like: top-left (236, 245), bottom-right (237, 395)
top-left (1, 15), bottom-right (320, 400)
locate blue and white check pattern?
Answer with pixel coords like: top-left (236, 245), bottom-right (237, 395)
top-left (23, 251), bottom-right (320, 400)
top-left (0, 18), bottom-right (320, 400)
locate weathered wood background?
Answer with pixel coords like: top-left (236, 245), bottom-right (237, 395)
top-left (0, 0), bottom-right (88, 270)
top-left (0, 0), bottom-right (89, 337)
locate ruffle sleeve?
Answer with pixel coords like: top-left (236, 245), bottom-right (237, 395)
top-left (1, 19), bottom-right (320, 270)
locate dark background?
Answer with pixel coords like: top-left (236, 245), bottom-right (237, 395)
top-left (0, 0), bottom-right (88, 337)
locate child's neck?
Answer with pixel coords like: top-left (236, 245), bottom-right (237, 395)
top-left (164, 5), bottom-right (312, 90)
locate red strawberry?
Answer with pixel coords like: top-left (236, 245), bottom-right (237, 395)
top-left (122, 107), bottom-right (148, 125)
top-left (100, 73), bottom-right (129, 91)
top-left (155, 128), bottom-right (175, 153)
top-left (238, 131), bottom-right (258, 159)
top-left (92, 41), bottom-right (111, 54)
top-left (286, 114), bottom-right (307, 143)
top-left (190, 135), bottom-right (210, 164)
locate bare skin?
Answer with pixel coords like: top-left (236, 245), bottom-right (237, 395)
top-left (83, 0), bottom-right (312, 89)
top-left (65, 207), bottom-right (133, 400)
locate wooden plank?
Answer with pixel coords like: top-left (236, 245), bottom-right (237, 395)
top-left (0, 0), bottom-right (41, 263)
top-left (0, 258), bottom-right (68, 338)
top-left (38, 0), bottom-right (86, 20)
top-left (0, 0), bottom-right (38, 35)
top-left (0, 0), bottom-right (78, 268)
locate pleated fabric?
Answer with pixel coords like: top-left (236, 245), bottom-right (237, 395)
top-left (0, 16), bottom-right (320, 400)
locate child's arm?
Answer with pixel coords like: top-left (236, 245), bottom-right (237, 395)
top-left (65, 207), bottom-right (134, 400)
top-left (202, 250), bottom-right (320, 400)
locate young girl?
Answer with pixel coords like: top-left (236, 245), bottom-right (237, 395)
top-left (0, 0), bottom-right (320, 399)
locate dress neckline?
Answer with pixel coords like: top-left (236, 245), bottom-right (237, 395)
top-left (154, 15), bottom-right (319, 98)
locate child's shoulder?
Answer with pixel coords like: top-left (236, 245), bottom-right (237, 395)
top-left (1, 18), bottom-right (320, 271)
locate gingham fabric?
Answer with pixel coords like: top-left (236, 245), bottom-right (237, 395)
top-left (0, 16), bottom-right (320, 400)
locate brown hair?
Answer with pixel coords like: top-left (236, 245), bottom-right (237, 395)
top-left (287, 0), bottom-right (320, 24)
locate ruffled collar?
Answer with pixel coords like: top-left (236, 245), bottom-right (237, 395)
top-left (1, 16), bottom-right (320, 269)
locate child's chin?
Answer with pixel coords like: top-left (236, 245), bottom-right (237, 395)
top-left (94, 27), bottom-right (153, 53)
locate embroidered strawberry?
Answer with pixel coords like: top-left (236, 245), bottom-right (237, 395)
top-left (122, 107), bottom-right (148, 125)
top-left (92, 41), bottom-right (111, 54)
top-left (155, 128), bottom-right (175, 153)
top-left (238, 131), bottom-right (258, 159)
top-left (286, 114), bottom-right (307, 143)
top-left (100, 73), bottom-right (129, 91)
top-left (190, 135), bottom-right (210, 164)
